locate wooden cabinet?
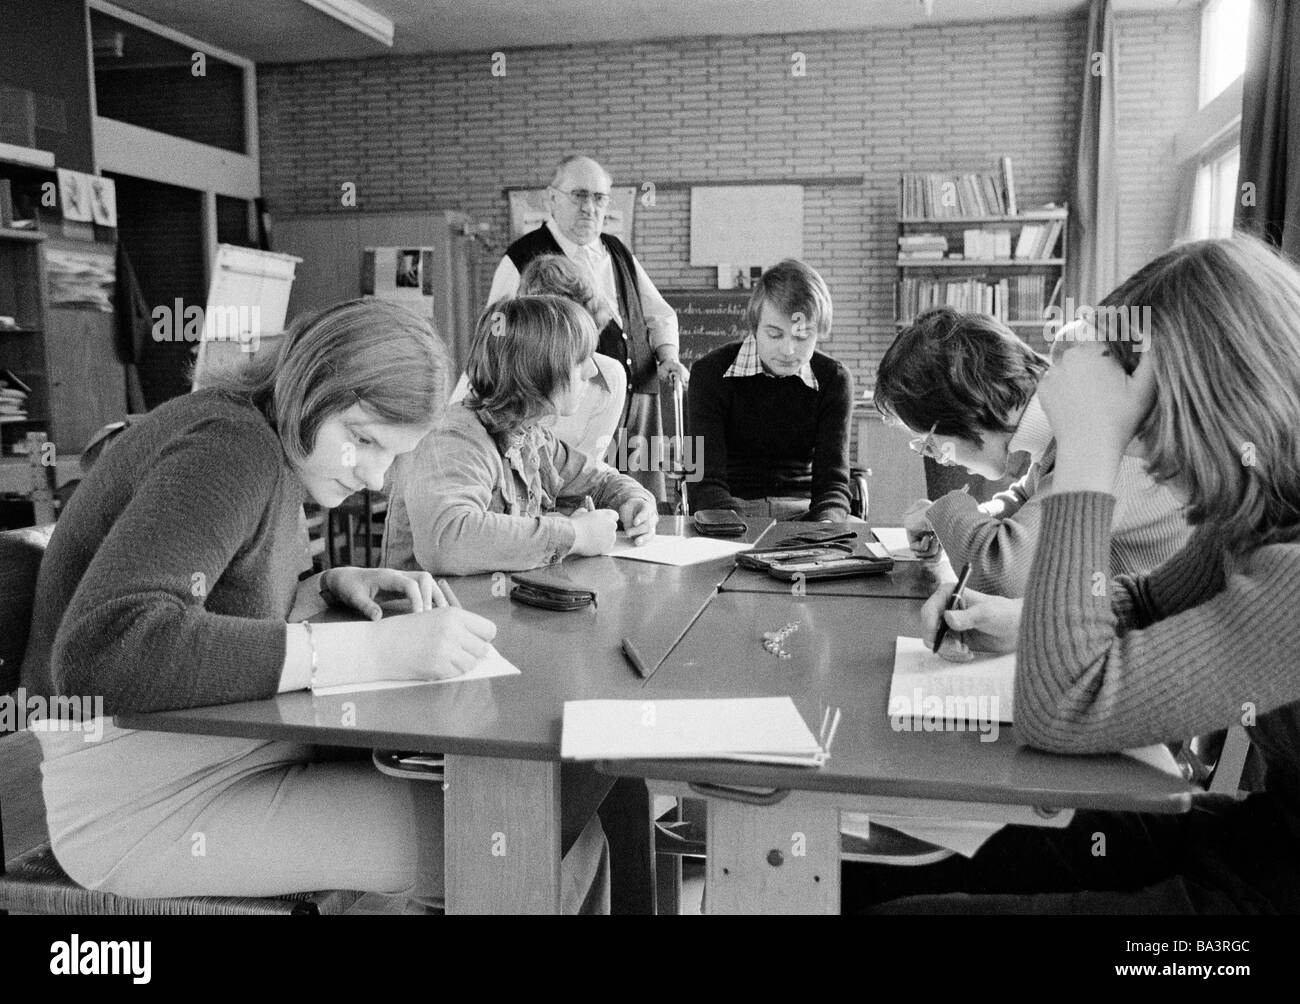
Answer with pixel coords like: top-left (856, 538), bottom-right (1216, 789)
top-left (0, 229), bottom-right (126, 469)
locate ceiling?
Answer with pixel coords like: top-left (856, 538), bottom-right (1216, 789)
top-left (107, 0), bottom-right (1198, 64)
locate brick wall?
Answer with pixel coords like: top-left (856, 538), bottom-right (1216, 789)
top-left (258, 11), bottom-right (1199, 393)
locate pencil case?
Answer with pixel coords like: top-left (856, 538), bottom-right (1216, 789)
top-left (735, 542), bottom-right (856, 570)
top-left (509, 574), bottom-right (598, 611)
top-left (693, 509), bottom-right (747, 536)
top-left (765, 552), bottom-right (894, 581)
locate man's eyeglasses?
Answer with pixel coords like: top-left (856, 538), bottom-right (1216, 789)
top-left (552, 186), bottom-right (610, 209)
top-left (908, 422), bottom-right (948, 463)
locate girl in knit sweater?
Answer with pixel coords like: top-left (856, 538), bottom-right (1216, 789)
top-left (24, 299), bottom-right (608, 909)
top-left (850, 236), bottom-right (1300, 914)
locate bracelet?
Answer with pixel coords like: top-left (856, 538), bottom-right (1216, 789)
top-left (303, 621), bottom-right (319, 691)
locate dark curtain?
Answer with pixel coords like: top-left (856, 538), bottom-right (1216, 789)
top-left (1064, 0), bottom-right (1119, 307)
top-left (1235, 0), bottom-right (1300, 258)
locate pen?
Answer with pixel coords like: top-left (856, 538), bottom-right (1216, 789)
top-left (621, 636), bottom-right (651, 679)
top-left (582, 495), bottom-right (596, 512)
top-left (932, 562), bottom-right (972, 652)
top-left (439, 579), bottom-right (462, 609)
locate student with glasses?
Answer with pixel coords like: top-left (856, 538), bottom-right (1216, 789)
top-left (488, 154), bottom-right (685, 502)
top-left (873, 307), bottom-right (1188, 598)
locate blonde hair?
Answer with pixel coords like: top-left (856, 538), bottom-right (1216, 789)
top-left (1109, 236), bottom-right (1300, 554)
top-left (465, 296), bottom-right (597, 434)
top-left (204, 299), bottom-right (450, 460)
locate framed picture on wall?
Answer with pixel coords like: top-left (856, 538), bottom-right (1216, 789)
top-left (506, 186), bottom-right (637, 249)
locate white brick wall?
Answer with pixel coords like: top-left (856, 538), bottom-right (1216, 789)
top-left (258, 12), bottom-right (1199, 392)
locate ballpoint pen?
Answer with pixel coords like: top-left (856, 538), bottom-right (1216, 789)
top-left (932, 562), bottom-right (972, 652)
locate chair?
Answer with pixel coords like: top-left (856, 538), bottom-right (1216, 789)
top-left (0, 525), bottom-right (360, 916)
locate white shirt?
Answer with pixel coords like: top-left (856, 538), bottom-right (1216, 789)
top-left (488, 219), bottom-right (679, 354)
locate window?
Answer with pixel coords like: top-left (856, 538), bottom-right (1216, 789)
top-left (1200, 0), bottom-right (1250, 107)
top-left (1190, 143), bottom-right (1241, 239)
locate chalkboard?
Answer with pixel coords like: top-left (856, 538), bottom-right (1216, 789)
top-left (662, 289), bottom-right (752, 371)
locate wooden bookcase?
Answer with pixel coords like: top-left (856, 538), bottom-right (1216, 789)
top-left (895, 202), bottom-right (1069, 346)
top-left (0, 228), bottom-right (126, 478)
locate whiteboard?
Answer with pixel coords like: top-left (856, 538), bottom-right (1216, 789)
top-left (690, 186), bottom-right (804, 267)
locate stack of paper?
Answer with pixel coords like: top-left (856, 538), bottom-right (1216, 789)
top-left (562, 696), bottom-right (831, 767)
top-left (888, 636), bottom-right (1016, 726)
top-left (312, 644), bottom-right (519, 696)
top-left (872, 527), bottom-right (923, 562)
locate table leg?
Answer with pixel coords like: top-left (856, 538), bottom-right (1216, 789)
top-left (443, 754), bottom-right (561, 914)
top-left (705, 792), bottom-right (839, 914)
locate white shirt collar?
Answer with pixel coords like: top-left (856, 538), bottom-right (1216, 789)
top-left (723, 334), bottom-right (819, 391)
top-left (546, 218), bottom-right (605, 260)
top-left (1007, 393), bottom-right (1053, 462)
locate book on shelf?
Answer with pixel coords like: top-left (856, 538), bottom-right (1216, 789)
top-left (999, 156), bottom-right (1017, 216)
top-left (901, 161), bottom-right (1014, 219)
top-left (898, 275), bottom-right (1052, 325)
top-left (961, 228), bottom-right (1013, 260)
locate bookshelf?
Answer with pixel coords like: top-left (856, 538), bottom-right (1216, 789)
top-left (0, 227), bottom-right (126, 470)
top-left (895, 166), bottom-right (1068, 343)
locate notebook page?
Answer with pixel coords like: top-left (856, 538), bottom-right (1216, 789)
top-left (609, 533), bottom-right (752, 566)
top-left (312, 644), bottom-right (520, 695)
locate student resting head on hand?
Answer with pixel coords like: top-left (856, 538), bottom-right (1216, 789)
top-left (852, 237), bottom-right (1300, 915)
top-left (383, 294), bottom-right (658, 576)
top-left (873, 307), bottom-right (1188, 597)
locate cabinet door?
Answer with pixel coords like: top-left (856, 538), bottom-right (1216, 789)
top-left (44, 307), bottom-right (127, 452)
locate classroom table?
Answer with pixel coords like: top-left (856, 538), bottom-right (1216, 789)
top-left (597, 589), bottom-right (1194, 913)
top-left (116, 515), bottom-right (1194, 915)
top-left (116, 515), bottom-right (773, 914)
top-left (718, 520), bottom-right (950, 599)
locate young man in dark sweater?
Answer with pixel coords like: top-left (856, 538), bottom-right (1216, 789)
top-left (688, 258), bottom-right (854, 521)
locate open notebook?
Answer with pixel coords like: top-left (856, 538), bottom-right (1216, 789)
top-left (561, 697), bottom-right (838, 767)
top-left (312, 644), bottom-right (520, 696)
top-left (883, 636), bottom-right (1181, 856)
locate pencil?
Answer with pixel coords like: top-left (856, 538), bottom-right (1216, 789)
top-left (621, 636), bottom-right (651, 679)
top-left (439, 579), bottom-right (462, 609)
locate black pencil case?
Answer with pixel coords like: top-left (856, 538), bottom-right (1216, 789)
top-left (693, 509), bottom-right (747, 536)
top-left (509, 574), bottom-right (598, 611)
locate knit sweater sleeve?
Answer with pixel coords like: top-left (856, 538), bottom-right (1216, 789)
top-left (925, 465), bottom-right (1047, 597)
top-left (1016, 491), bottom-right (1300, 754)
top-left (809, 361), bottom-right (853, 520)
top-left (51, 416), bottom-right (289, 713)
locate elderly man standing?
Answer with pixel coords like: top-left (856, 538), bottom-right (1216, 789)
top-left (489, 154), bottom-right (686, 501)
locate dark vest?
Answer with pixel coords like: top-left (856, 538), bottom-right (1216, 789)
top-left (505, 225), bottom-right (657, 395)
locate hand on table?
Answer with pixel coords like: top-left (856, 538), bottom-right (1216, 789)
top-left (903, 498), bottom-right (941, 557)
top-left (619, 496), bottom-right (657, 546)
top-left (321, 567), bottom-right (445, 620)
top-left (370, 607), bottom-right (499, 680)
top-left (569, 505), bottom-right (619, 556)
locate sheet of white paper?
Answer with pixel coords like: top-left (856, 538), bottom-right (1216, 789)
top-left (562, 696), bottom-right (822, 762)
top-left (609, 533), bottom-right (752, 566)
top-left (873, 527), bottom-right (923, 561)
top-left (841, 812), bottom-right (1004, 859)
top-left (889, 636), bottom-right (1017, 724)
top-left (312, 644), bottom-right (520, 696)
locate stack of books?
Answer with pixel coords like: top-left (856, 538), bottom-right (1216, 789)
top-left (961, 228), bottom-right (1013, 260)
top-left (0, 370), bottom-right (30, 425)
top-left (898, 233), bottom-right (948, 260)
top-left (1013, 219), bottom-right (1064, 259)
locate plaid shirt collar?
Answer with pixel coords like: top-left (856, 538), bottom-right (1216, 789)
top-left (723, 334), bottom-right (819, 391)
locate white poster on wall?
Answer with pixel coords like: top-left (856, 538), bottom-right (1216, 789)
top-left (690, 185), bottom-right (804, 268)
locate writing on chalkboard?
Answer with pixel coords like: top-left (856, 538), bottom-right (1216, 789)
top-left (661, 289), bottom-right (752, 370)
